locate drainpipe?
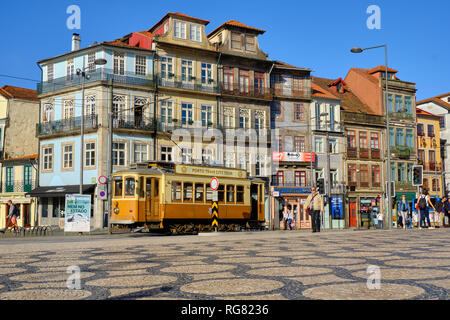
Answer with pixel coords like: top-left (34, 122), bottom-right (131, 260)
top-left (216, 53), bottom-right (222, 164)
top-left (34, 62), bottom-right (43, 227)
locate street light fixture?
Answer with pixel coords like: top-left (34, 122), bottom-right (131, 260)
top-left (350, 44), bottom-right (392, 230)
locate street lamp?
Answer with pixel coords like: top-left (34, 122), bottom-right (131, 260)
top-left (350, 44), bottom-right (392, 230)
top-left (76, 58), bottom-right (107, 195)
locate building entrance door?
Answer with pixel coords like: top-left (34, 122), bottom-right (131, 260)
top-left (349, 201), bottom-right (357, 228)
top-left (22, 204), bottom-right (31, 227)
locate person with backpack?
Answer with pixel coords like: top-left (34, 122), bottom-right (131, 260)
top-left (417, 189), bottom-right (436, 229)
top-left (0, 200), bottom-right (20, 234)
top-left (435, 197), bottom-right (447, 228)
top-left (305, 186), bottom-right (324, 233)
top-left (398, 195), bottom-right (411, 230)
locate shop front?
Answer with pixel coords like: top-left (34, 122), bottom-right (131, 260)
top-left (359, 196), bottom-right (382, 229)
top-left (270, 186), bottom-right (312, 230)
top-left (394, 192), bottom-right (416, 227)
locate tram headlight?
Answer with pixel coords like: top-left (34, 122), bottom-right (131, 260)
top-left (114, 207), bottom-right (120, 214)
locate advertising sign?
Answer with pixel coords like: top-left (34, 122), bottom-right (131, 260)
top-left (331, 195), bottom-right (343, 219)
top-left (64, 194), bottom-right (91, 232)
top-left (272, 152), bottom-right (316, 162)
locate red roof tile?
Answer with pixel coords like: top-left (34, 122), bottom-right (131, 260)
top-left (416, 107), bottom-right (441, 118)
top-left (0, 85), bottom-right (38, 102)
top-left (149, 12), bottom-right (209, 33)
top-left (367, 65), bottom-right (398, 74)
top-left (0, 154), bottom-right (38, 162)
top-left (208, 20), bottom-right (265, 37)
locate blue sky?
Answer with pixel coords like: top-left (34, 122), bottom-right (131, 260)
top-left (0, 0), bottom-right (449, 100)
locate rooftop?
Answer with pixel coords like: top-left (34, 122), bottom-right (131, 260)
top-left (208, 19), bottom-right (266, 38)
top-left (0, 85), bottom-right (38, 102)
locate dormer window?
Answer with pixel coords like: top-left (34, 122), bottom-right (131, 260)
top-left (245, 35), bottom-right (255, 52)
top-left (231, 32), bottom-right (241, 49)
top-left (381, 72), bottom-right (395, 79)
top-left (190, 24), bottom-right (201, 42)
top-left (174, 20), bottom-right (187, 39)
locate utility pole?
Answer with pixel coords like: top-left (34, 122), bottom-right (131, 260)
top-left (326, 129), bottom-right (332, 230)
top-left (107, 78), bottom-right (113, 234)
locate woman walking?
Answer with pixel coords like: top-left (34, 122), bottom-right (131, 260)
top-left (398, 195), bottom-right (411, 230)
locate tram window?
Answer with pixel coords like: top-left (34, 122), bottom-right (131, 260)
top-left (139, 177), bottom-right (144, 198)
top-left (146, 178), bottom-right (152, 197)
top-left (218, 184), bottom-right (225, 202)
top-left (183, 182), bottom-right (193, 202)
top-left (125, 178), bottom-right (135, 196)
top-left (154, 179), bottom-right (159, 197)
top-left (259, 185), bottom-right (263, 203)
top-left (206, 186), bottom-right (213, 201)
top-left (227, 185), bottom-right (235, 203)
top-left (114, 179), bottom-right (123, 197)
top-left (195, 183), bottom-right (204, 202)
top-left (236, 185), bottom-right (244, 203)
top-left (172, 182), bottom-right (181, 201)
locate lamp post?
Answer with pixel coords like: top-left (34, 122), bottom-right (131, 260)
top-left (76, 58), bottom-right (107, 195)
top-left (351, 44), bottom-right (392, 230)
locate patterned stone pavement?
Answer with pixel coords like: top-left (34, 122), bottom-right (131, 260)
top-left (0, 229), bottom-right (449, 300)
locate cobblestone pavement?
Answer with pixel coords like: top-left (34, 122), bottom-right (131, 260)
top-left (0, 229), bottom-right (449, 300)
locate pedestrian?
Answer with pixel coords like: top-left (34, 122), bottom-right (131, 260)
top-left (445, 198), bottom-right (450, 227)
top-left (283, 210), bottom-right (289, 230)
top-left (398, 195), bottom-right (410, 230)
top-left (287, 206), bottom-right (294, 231)
top-left (377, 211), bottom-right (384, 229)
top-left (0, 200), bottom-right (20, 234)
top-left (305, 186), bottom-right (324, 233)
top-left (417, 189), bottom-right (436, 229)
top-left (435, 196), bottom-right (447, 228)
top-left (405, 212), bottom-right (413, 229)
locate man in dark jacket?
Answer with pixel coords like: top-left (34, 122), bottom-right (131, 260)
top-left (0, 200), bottom-right (19, 234)
top-left (436, 197), bottom-right (448, 228)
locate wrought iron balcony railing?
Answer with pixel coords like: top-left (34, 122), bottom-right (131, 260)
top-left (389, 112), bottom-right (414, 120)
top-left (156, 74), bottom-right (220, 94)
top-left (38, 69), bottom-right (155, 94)
top-left (37, 115), bottom-right (98, 137)
top-left (393, 146), bottom-right (413, 158)
top-left (271, 88), bottom-right (312, 99)
top-left (222, 83), bottom-right (272, 100)
top-left (2, 180), bottom-right (36, 193)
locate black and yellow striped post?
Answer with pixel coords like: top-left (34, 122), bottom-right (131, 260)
top-left (211, 201), bottom-right (219, 232)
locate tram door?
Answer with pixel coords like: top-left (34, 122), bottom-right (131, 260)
top-left (145, 178), bottom-right (160, 221)
top-left (251, 184), bottom-right (258, 220)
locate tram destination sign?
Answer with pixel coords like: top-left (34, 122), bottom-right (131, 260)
top-left (175, 164), bottom-right (246, 179)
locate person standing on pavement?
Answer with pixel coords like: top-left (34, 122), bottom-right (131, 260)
top-left (0, 200), bottom-right (20, 234)
top-left (398, 195), bottom-right (411, 230)
top-left (305, 186), bottom-right (324, 233)
top-left (377, 211), bottom-right (384, 229)
top-left (417, 189), bottom-right (436, 229)
top-left (283, 210), bottom-right (289, 230)
top-left (435, 196), bottom-right (447, 228)
top-left (286, 206), bottom-right (294, 230)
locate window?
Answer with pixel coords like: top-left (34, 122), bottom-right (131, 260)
top-left (429, 150), bottom-right (436, 169)
top-left (370, 132), bottom-right (380, 149)
top-left (183, 183), bottom-right (193, 202)
top-left (239, 109), bottom-right (250, 129)
top-left (52, 198), bottom-right (60, 218)
top-left (217, 185), bottom-right (225, 203)
top-left (388, 94), bottom-right (394, 113)
top-left (398, 163), bottom-right (406, 182)
top-left (239, 70), bottom-right (250, 93)
top-left (372, 165), bottom-right (381, 186)
top-left (42, 146), bottom-right (53, 171)
top-left (24, 165), bottom-right (32, 192)
top-left (181, 148), bottom-right (192, 163)
top-left (195, 184), bottom-right (204, 202)
top-left (238, 153), bottom-right (249, 170)
top-left (113, 142), bottom-right (126, 166)
top-left (202, 149), bottom-right (213, 164)
top-left (190, 24), bottom-right (201, 42)
top-left (113, 52), bottom-right (125, 75)
top-left (360, 164), bottom-right (369, 185)
top-left (5, 167), bottom-right (13, 192)
top-left (406, 129), bottom-right (414, 148)
top-left (359, 131), bottom-right (368, 149)
top-left (245, 35), bottom-right (255, 51)
top-left (63, 144), bottom-right (73, 170)
top-left (224, 152), bottom-right (235, 168)
top-left (348, 164), bottom-right (357, 184)
top-left (329, 139), bottom-right (337, 154)
top-left (271, 102), bottom-right (282, 120)
top-left (272, 74), bottom-right (282, 90)
top-left (254, 116), bottom-right (264, 131)
top-left (295, 171), bottom-right (307, 187)
top-left (404, 96), bottom-right (412, 114)
top-left (231, 32), bottom-right (241, 49)
top-left (41, 198), bottom-right (48, 218)
top-left (201, 63), bottom-right (212, 85)
top-left (114, 179), bottom-right (123, 197)
top-left (315, 137), bottom-right (323, 153)
top-left (329, 105), bottom-right (336, 131)
top-left (236, 186), bottom-right (244, 203)
top-left (440, 116), bottom-right (445, 129)
top-left (161, 57), bottom-right (174, 80)
top-left (395, 95), bottom-right (403, 112)
top-left (47, 64), bottom-right (54, 82)
top-left (63, 99), bottom-right (74, 119)
top-left (66, 59), bottom-right (74, 81)
top-left (135, 55), bottom-right (147, 75)
top-left (227, 185), bottom-right (235, 203)
top-left (43, 103), bottom-right (53, 122)
top-left (427, 124), bottom-right (435, 137)
top-left (85, 95), bottom-right (96, 117)
top-left (278, 136), bottom-right (283, 152)
top-left (134, 143), bottom-right (148, 163)
top-left (174, 21), bottom-right (187, 39)
top-left (294, 136), bottom-right (306, 152)
top-left (88, 53), bottom-right (96, 73)
top-left (417, 123), bottom-right (424, 136)
top-left (407, 163), bottom-right (413, 183)
top-left (391, 162), bottom-right (396, 181)
top-left (161, 101), bottom-right (173, 124)
top-left (161, 146), bottom-right (173, 162)
top-left (347, 130), bottom-right (356, 148)
top-left (201, 105), bottom-right (212, 127)
top-left (181, 60), bottom-right (193, 82)
top-left (113, 95), bottom-right (126, 124)
top-left (172, 182), bottom-right (182, 201)
top-left (396, 129), bottom-right (404, 146)
top-left (254, 72), bottom-right (264, 95)
top-left (418, 149), bottom-right (425, 164)
top-left (181, 103), bottom-right (193, 125)
top-left (125, 178), bottom-right (135, 196)
top-left (294, 103), bottom-right (306, 121)
top-left (223, 108), bottom-right (234, 128)
top-left (293, 76), bottom-right (303, 92)
top-left (223, 67), bottom-right (234, 91)
top-left (276, 171), bottom-right (284, 186)
top-left (389, 128), bottom-right (395, 147)
top-left (85, 142), bottom-right (96, 167)
top-left (423, 177), bottom-right (429, 190)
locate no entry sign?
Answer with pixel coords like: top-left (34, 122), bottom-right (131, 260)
top-left (210, 177), bottom-right (219, 191)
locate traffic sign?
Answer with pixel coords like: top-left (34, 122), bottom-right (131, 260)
top-left (210, 177), bottom-right (219, 191)
top-left (98, 176), bottom-right (108, 185)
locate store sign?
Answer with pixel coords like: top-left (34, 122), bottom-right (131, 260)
top-left (273, 187), bottom-right (312, 195)
top-left (272, 152), bottom-right (316, 162)
top-left (175, 164), bottom-right (246, 179)
top-left (64, 194), bottom-right (91, 232)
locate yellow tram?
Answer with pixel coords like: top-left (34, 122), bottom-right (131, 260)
top-left (110, 162), bottom-right (266, 234)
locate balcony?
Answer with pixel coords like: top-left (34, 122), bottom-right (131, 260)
top-left (359, 148), bottom-right (369, 159)
top-left (397, 181), bottom-right (414, 188)
top-left (417, 131), bottom-right (425, 137)
top-left (272, 88), bottom-right (312, 99)
top-left (360, 182), bottom-right (370, 188)
top-left (389, 112), bottom-right (414, 120)
top-left (393, 146), bottom-right (412, 159)
top-left (371, 149), bottom-right (381, 159)
top-left (36, 115), bottom-right (98, 137)
top-left (38, 69), bottom-right (155, 94)
top-left (428, 132), bottom-right (435, 138)
top-left (2, 180), bottom-right (36, 193)
top-left (426, 162), bottom-right (441, 172)
top-left (113, 118), bottom-right (156, 132)
top-left (222, 83), bottom-right (272, 100)
top-left (342, 111), bottom-right (385, 126)
top-left (270, 180), bottom-right (309, 187)
top-left (347, 147), bottom-right (357, 159)
top-left (156, 74), bottom-right (220, 94)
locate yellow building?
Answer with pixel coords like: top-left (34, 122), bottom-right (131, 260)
top-left (416, 108), bottom-right (443, 198)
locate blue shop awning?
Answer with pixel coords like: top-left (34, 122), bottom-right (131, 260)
top-left (25, 184), bottom-right (96, 198)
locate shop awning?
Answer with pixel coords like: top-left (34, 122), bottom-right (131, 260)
top-left (25, 185), bottom-right (96, 198)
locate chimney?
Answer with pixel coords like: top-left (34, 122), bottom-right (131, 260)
top-left (72, 33), bottom-right (81, 51)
